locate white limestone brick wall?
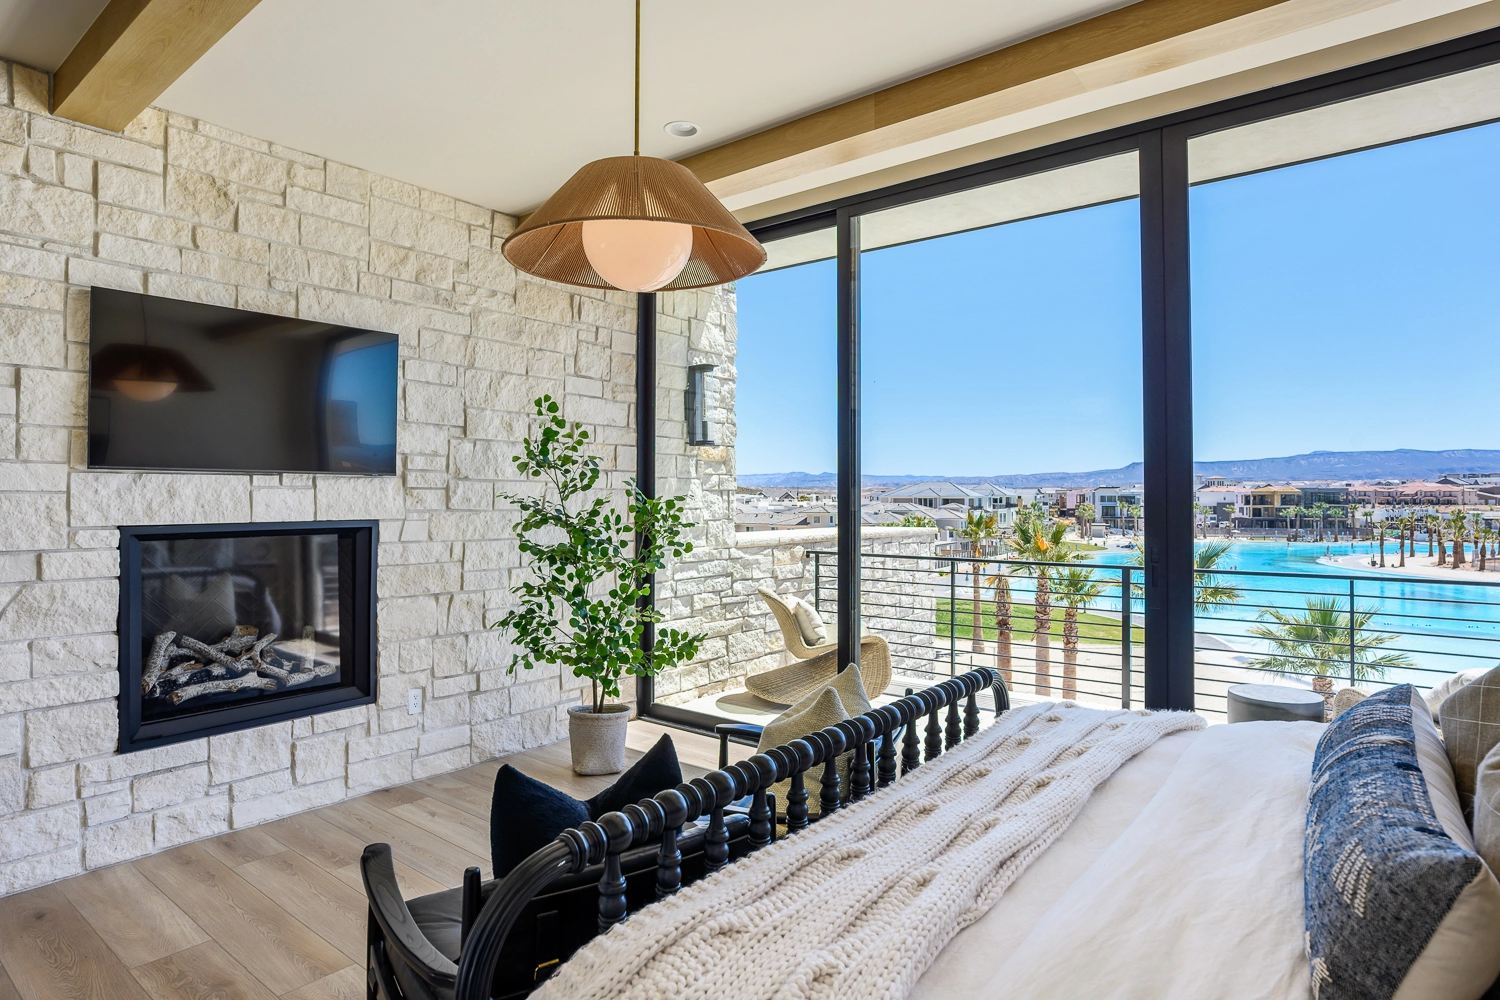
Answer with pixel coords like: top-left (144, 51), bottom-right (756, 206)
top-left (0, 60), bottom-right (719, 894)
top-left (653, 527), bottom-right (940, 707)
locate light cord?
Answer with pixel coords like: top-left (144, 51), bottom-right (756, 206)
top-left (633, 0), bottom-right (641, 156)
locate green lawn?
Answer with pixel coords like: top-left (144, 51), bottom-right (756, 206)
top-left (936, 598), bottom-right (1143, 645)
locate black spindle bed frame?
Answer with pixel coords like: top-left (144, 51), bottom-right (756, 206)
top-left (362, 666), bottom-right (1006, 1000)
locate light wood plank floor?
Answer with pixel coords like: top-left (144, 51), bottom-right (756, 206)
top-left (0, 722), bottom-right (749, 1000)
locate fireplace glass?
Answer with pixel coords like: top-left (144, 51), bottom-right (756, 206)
top-left (139, 533), bottom-right (344, 721)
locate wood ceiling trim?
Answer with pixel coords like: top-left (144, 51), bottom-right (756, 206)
top-left (680, 0), bottom-right (1292, 185)
top-left (53, 0), bottom-right (263, 132)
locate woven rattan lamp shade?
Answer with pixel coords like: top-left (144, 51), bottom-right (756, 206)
top-left (502, 155), bottom-right (766, 291)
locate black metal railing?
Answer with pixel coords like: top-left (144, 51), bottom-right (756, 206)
top-left (809, 550), bottom-right (1143, 709)
top-left (1189, 565), bottom-right (1500, 716)
top-left (807, 550), bottom-right (1500, 718)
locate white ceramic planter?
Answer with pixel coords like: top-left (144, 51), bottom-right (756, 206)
top-left (568, 704), bottom-right (631, 775)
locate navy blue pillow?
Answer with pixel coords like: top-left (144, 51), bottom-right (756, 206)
top-left (489, 764), bottom-right (590, 879)
top-left (586, 733), bottom-right (681, 818)
top-left (490, 734), bottom-right (681, 878)
top-left (1305, 684), bottom-right (1483, 1000)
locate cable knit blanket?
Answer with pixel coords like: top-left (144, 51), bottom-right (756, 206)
top-left (533, 700), bottom-right (1205, 1000)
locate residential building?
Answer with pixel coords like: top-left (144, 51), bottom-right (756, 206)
top-left (880, 481), bottom-right (1026, 513)
top-left (1234, 485), bottom-right (1304, 529)
top-left (1084, 487), bottom-right (1143, 529)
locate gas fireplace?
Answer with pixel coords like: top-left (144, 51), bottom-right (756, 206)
top-left (118, 520), bottom-right (377, 752)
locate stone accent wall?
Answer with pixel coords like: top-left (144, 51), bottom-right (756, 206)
top-left (0, 60), bottom-right (718, 894)
top-left (653, 527), bottom-right (939, 707)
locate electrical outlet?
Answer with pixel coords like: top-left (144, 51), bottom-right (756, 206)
top-left (407, 689), bottom-right (422, 715)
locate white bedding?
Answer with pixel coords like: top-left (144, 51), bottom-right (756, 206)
top-left (910, 727), bottom-right (1202, 999)
top-left (916, 721), bottom-right (1321, 1000)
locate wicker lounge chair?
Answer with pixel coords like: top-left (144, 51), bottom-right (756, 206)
top-left (748, 586), bottom-right (892, 704)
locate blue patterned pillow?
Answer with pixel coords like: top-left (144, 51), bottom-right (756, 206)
top-left (1305, 684), bottom-right (1499, 1000)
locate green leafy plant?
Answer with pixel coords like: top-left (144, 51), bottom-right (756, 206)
top-left (492, 396), bottom-right (705, 714)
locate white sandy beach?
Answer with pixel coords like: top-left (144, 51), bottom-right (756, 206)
top-left (1320, 551), bottom-right (1500, 582)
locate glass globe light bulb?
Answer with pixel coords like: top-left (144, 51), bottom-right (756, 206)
top-left (581, 218), bottom-right (692, 292)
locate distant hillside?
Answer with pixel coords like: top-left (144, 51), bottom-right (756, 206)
top-left (737, 449), bottom-right (1500, 490)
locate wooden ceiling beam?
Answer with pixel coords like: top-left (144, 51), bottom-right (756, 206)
top-left (681, 0), bottom-right (1290, 185)
top-left (52, 0), bottom-right (262, 132)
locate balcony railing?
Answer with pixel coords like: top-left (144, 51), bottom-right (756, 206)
top-left (808, 551), bottom-right (1144, 709)
top-left (1190, 566), bottom-right (1500, 717)
top-left (807, 550), bottom-right (1497, 719)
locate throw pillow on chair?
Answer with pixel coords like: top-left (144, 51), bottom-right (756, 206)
top-left (490, 733), bottom-right (682, 878)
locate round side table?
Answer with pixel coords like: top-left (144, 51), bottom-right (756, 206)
top-left (1226, 683), bottom-right (1325, 723)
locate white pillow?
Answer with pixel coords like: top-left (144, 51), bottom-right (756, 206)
top-left (1395, 688), bottom-right (1500, 1000)
top-left (1410, 688), bottom-right (1475, 852)
top-left (1425, 667), bottom-right (1487, 721)
top-left (1477, 742), bottom-right (1500, 881)
top-left (788, 596), bottom-right (827, 646)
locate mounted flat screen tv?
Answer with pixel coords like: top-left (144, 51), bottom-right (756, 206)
top-left (88, 288), bottom-right (397, 475)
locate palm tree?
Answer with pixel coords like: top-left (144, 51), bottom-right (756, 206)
top-left (1193, 502), bottom-right (1210, 538)
top-left (1375, 516), bottom-right (1388, 568)
top-left (1248, 598), bottom-right (1411, 719)
top-left (1075, 501), bottom-right (1095, 542)
top-left (1010, 517), bottom-right (1077, 695)
top-left (1311, 501), bottom-right (1329, 542)
top-left (1055, 568), bottom-right (1104, 701)
top-left (1478, 524), bottom-right (1490, 572)
top-left (1395, 513), bottom-right (1410, 568)
top-left (955, 510), bottom-right (1000, 654)
top-left (983, 564), bottom-right (1014, 683)
top-left (1192, 540), bottom-right (1244, 610)
top-left (1125, 503), bottom-right (1143, 541)
top-left (1449, 509), bottom-right (1469, 568)
top-left (1425, 513), bottom-right (1440, 559)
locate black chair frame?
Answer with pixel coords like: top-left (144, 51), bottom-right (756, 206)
top-left (363, 666), bottom-right (1006, 1000)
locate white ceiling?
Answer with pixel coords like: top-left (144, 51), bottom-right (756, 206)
top-left (107, 0), bottom-right (1136, 216)
top-left (0, 0), bottom-right (109, 72)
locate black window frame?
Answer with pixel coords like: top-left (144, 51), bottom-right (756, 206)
top-left (636, 25), bottom-right (1500, 730)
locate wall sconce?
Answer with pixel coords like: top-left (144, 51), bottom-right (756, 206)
top-left (685, 364), bottom-right (716, 446)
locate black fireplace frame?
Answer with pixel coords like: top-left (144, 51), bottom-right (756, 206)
top-left (117, 519), bottom-right (378, 752)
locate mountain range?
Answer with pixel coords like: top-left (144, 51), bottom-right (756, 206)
top-left (737, 448), bottom-right (1500, 490)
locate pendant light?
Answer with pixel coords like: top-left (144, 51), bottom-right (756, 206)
top-left (90, 296), bottom-right (213, 402)
top-left (501, 1), bottom-right (765, 292)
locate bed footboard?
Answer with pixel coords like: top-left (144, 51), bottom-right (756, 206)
top-left (367, 667), bottom-right (1006, 1000)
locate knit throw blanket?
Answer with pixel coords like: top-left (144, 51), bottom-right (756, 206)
top-left (533, 701), bottom-right (1205, 1000)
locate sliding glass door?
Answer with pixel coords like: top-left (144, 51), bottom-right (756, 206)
top-left (635, 27), bottom-right (1500, 729)
top-left (648, 227), bottom-right (840, 726)
top-left (1187, 60), bottom-right (1500, 719)
top-left (855, 153), bottom-right (1144, 708)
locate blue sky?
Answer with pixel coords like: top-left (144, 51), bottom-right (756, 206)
top-left (733, 119), bottom-right (1500, 477)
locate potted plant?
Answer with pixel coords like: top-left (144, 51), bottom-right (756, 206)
top-left (493, 396), bottom-right (704, 774)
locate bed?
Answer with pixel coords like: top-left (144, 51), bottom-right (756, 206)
top-left (362, 666), bottom-right (1500, 1000)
